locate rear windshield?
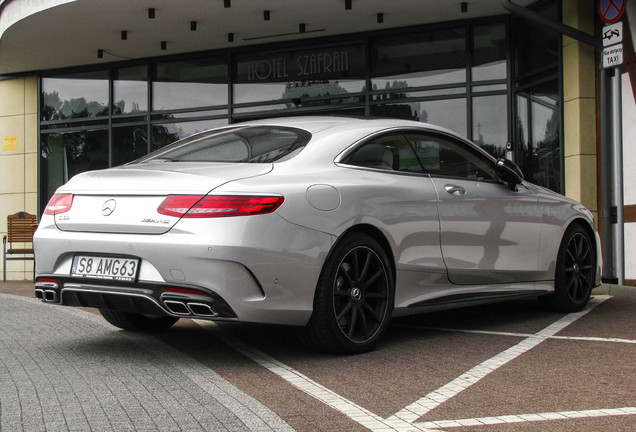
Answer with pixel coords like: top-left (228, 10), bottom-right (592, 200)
top-left (132, 126), bottom-right (311, 164)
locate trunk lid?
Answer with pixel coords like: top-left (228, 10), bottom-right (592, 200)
top-left (54, 162), bottom-right (272, 234)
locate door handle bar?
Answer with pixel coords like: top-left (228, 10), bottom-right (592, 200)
top-left (444, 184), bottom-right (466, 195)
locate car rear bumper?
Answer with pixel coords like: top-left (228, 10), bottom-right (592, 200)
top-left (35, 277), bottom-right (237, 320)
top-left (34, 213), bottom-right (334, 325)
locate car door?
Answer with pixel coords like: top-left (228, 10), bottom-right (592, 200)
top-left (340, 132), bottom-right (445, 275)
top-left (406, 131), bottom-right (543, 285)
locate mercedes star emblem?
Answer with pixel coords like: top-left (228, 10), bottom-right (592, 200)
top-left (102, 199), bottom-right (116, 216)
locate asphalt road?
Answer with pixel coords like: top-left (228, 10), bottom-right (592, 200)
top-left (1, 282), bottom-right (634, 431)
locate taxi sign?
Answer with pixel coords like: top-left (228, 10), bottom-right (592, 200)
top-left (598, 0), bottom-right (626, 24)
top-left (602, 45), bottom-right (624, 68)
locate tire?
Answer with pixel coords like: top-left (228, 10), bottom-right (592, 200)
top-left (539, 224), bottom-right (596, 312)
top-left (99, 309), bottom-right (179, 332)
top-left (299, 232), bottom-right (394, 354)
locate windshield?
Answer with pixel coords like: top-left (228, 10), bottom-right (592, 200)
top-left (132, 126), bottom-right (312, 164)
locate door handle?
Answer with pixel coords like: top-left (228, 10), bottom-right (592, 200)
top-left (444, 184), bottom-right (466, 195)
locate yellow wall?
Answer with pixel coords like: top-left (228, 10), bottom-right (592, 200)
top-left (562, 0), bottom-right (598, 225)
top-left (0, 76), bottom-right (38, 280)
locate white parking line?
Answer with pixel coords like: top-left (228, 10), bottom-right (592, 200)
top-left (418, 407), bottom-right (636, 429)
top-left (392, 326), bottom-right (636, 344)
top-left (199, 322), bottom-right (420, 432)
top-left (387, 296), bottom-right (610, 424)
top-left (201, 295), bottom-right (636, 431)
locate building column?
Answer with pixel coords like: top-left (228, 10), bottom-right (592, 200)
top-left (562, 0), bottom-right (598, 224)
top-left (0, 76), bottom-right (38, 281)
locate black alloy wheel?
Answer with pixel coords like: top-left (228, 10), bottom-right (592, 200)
top-left (540, 224), bottom-right (595, 312)
top-left (299, 233), bottom-right (394, 354)
top-left (333, 245), bottom-right (389, 343)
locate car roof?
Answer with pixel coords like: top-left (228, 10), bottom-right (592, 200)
top-left (237, 116), bottom-right (459, 137)
top-left (225, 116), bottom-right (488, 170)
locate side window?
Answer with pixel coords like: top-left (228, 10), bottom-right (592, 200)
top-left (406, 133), bottom-right (497, 181)
top-left (343, 133), bottom-right (423, 173)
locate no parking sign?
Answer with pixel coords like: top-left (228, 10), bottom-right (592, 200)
top-left (599, 1), bottom-right (625, 68)
top-left (598, 0), bottom-right (626, 24)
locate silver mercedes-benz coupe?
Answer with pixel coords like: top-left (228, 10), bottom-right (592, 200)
top-left (34, 117), bottom-right (601, 354)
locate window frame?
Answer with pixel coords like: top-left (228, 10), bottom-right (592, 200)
top-left (403, 130), bottom-right (501, 183)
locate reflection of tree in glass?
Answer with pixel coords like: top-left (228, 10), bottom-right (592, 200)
top-left (282, 80), bottom-right (361, 107)
top-left (113, 100), bottom-right (143, 115)
top-left (371, 104), bottom-right (419, 121)
top-left (370, 81), bottom-right (420, 121)
top-left (152, 115), bottom-right (182, 151)
top-left (42, 92), bottom-right (60, 121)
top-left (515, 115), bottom-right (534, 182)
top-left (42, 91), bottom-right (108, 120)
top-left (63, 131), bottom-right (109, 177)
top-left (516, 109), bottom-right (560, 192)
top-left (534, 110), bottom-right (560, 191)
top-left (65, 132), bottom-right (88, 163)
top-left (475, 142), bottom-right (505, 159)
top-left (115, 127), bottom-right (148, 166)
top-left (473, 123), bottom-right (505, 159)
top-left (536, 110), bottom-right (558, 151)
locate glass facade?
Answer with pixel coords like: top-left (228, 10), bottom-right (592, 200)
top-left (371, 28), bottom-right (467, 88)
top-left (511, 1), bottom-right (562, 192)
top-left (42, 70), bottom-right (109, 120)
top-left (113, 66), bottom-right (148, 114)
top-left (515, 82), bottom-right (561, 191)
top-left (153, 58), bottom-right (228, 111)
top-left (39, 10), bottom-right (563, 212)
top-left (40, 130), bottom-right (109, 199)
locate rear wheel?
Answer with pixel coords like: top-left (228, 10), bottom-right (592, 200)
top-left (299, 233), bottom-right (394, 354)
top-left (539, 224), bottom-right (595, 312)
top-left (99, 309), bottom-right (179, 332)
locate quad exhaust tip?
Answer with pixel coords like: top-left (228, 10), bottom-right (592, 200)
top-left (163, 300), bottom-right (218, 317)
top-left (44, 290), bottom-right (58, 302)
top-left (187, 302), bottom-right (218, 317)
top-left (35, 288), bottom-right (58, 303)
top-left (163, 300), bottom-right (190, 315)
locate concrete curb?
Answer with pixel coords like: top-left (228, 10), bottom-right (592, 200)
top-left (593, 283), bottom-right (636, 299)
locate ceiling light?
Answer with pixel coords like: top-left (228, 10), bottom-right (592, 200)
top-left (148, 8), bottom-right (155, 19)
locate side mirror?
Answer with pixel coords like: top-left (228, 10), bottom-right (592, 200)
top-left (495, 158), bottom-right (523, 190)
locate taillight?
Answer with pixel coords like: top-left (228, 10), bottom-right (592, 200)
top-left (165, 286), bottom-right (205, 295)
top-left (37, 277), bottom-right (58, 283)
top-left (156, 195), bottom-right (203, 217)
top-left (44, 194), bottom-right (74, 215)
top-left (157, 195), bottom-right (284, 218)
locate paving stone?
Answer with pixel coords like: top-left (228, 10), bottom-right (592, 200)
top-left (0, 293), bottom-right (294, 432)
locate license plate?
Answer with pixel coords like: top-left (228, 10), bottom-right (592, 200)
top-left (71, 255), bottom-right (139, 281)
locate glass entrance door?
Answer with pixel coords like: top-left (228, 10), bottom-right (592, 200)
top-left (514, 80), bottom-right (562, 193)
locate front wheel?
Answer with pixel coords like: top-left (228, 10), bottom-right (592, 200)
top-left (539, 224), bottom-right (596, 312)
top-left (99, 309), bottom-right (179, 332)
top-left (299, 233), bottom-right (394, 354)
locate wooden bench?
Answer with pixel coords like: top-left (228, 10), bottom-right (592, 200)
top-left (3, 212), bottom-right (38, 282)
